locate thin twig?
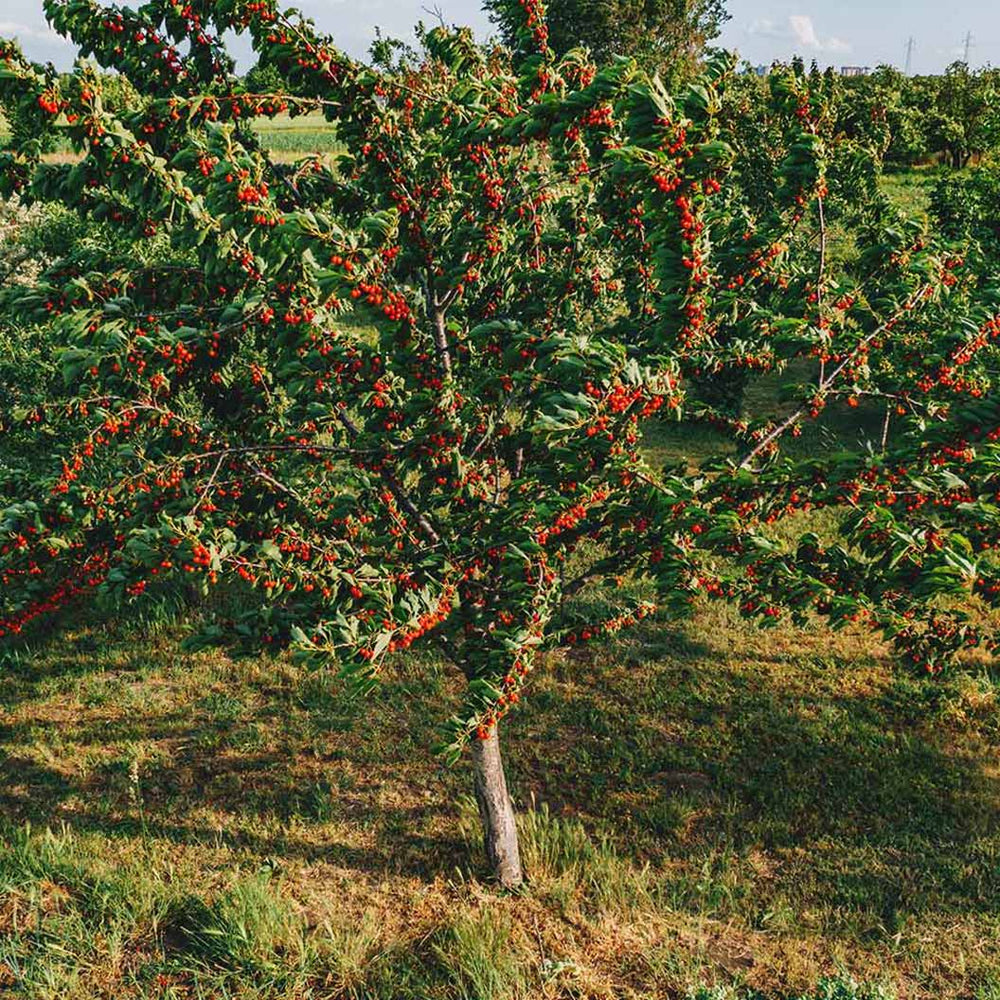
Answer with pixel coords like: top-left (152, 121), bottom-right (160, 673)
top-left (816, 192), bottom-right (827, 385)
top-left (189, 452), bottom-right (225, 516)
top-left (739, 285), bottom-right (932, 471)
top-left (336, 410), bottom-right (443, 546)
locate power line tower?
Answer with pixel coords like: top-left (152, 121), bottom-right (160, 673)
top-left (904, 36), bottom-right (915, 75)
top-left (963, 30), bottom-right (974, 65)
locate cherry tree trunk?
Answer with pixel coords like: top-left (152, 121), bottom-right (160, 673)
top-left (471, 724), bottom-right (523, 889)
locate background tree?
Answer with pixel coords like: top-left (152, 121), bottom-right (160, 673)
top-left (484, 0), bottom-right (729, 83)
top-left (932, 163), bottom-right (1000, 248)
top-left (241, 59), bottom-right (285, 94)
top-left (857, 66), bottom-right (931, 169)
top-left (927, 62), bottom-right (1000, 169)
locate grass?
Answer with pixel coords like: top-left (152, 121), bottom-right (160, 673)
top-left (0, 113), bottom-right (344, 166)
top-left (2, 571), bottom-right (1000, 998)
top-left (880, 165), bottom-right (950, 221)
top-left (251, 113), bottom-right (345, 158)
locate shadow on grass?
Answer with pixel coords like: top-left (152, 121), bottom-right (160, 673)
top-left (0, 614), bottom-right (477, 885)
top-left (2, 607), bottom-right (999, 923)
top-left (508, 618), bottom-right (1000, 926)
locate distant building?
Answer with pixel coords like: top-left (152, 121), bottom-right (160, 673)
top-left (840, 66), bottom-right (871, 78)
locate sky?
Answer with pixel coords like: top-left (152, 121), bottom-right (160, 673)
top-left (2, 0), bottom-right (998, 76)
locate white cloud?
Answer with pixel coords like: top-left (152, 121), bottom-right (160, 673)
top-left (0, 20), bottom-right (70, 44)
top-left (789, 14), bottom-right (821, 47)
top-left (749, 14), bottom-right (851, 54)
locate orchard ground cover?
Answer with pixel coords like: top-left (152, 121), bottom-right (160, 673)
top-left (880, 166), bottom-right (949, 222)
top-left (1, 362), bottom-right (999, 1000)
top-left (0, 108), bottom-right (343, 163)
top-left (247, 112), bottom-right (344, 159)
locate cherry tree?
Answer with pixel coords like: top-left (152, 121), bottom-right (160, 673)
top-left (1, 1), bottom-right (998, 888)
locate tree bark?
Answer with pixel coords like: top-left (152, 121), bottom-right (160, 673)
top-left (433, 307), bottom-right (452, 379)
top-left (471, 725), bottom-right (523, 889)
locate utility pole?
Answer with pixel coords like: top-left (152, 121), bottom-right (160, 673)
top-left (963, 30), bottom-right (974, 65)
top-left (904, 36), bottom-right (915, 75)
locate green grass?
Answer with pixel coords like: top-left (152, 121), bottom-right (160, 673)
top-left (1, 113), bottom-right (344, 164)
top-left (251, 113), bottom-right (345, 157)
top-left (880, 165), bottom-right (951, 221)
top-left (1, 576), bottom-right (999, 997)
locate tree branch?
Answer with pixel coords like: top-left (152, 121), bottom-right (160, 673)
top-left (739, 284), bottom-right (932, 471)
top-left (336, 410), bottom-right (443, 546)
